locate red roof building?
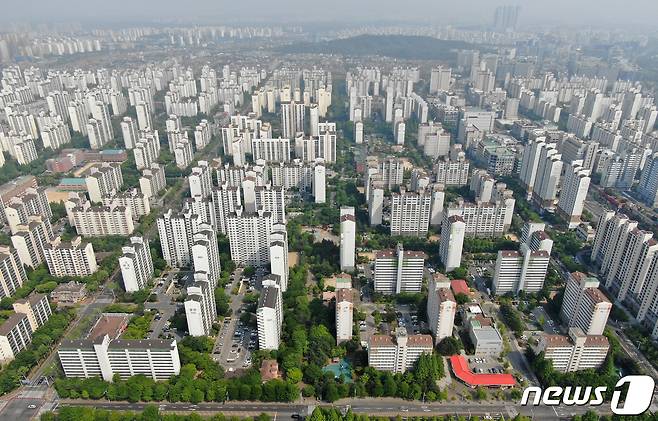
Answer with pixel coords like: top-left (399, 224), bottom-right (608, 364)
top-left (451, 279), bottom-right (471, 296)
top-left (449, 355), bottom-right (516, 387)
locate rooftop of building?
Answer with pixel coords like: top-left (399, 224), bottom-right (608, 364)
top-left (451, 279), bottom-right (470, 296)
top-left (88, 313), bottom-right (131, 341)
top-left (0, 313), bottom-right (28, 336)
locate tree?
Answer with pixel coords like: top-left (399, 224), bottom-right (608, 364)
top-left (474, 387), bottom-right (487, 400)
top-left (454, 293), bottom-right (470, 305)
top-left (436, 337), bottom-right (463, 356)
top-left (286, 367), bottom-right (303, 384)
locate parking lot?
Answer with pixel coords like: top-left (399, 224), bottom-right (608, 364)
top-left (467, 356), bottom-right (507, 375)
top-left (212, 268), bottom-right (258, 373)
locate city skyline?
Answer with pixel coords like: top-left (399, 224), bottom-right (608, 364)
top-left (2, 0), bottom-right (658, 27)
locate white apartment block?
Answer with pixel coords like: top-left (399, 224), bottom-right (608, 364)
top-left (194, 120), bottom-right (212, 150)
top-left (70, 205), bottom-right (134, 236)
top-left (269, 224), bottom-right (289, 292)
top-left (185, 276), bottom-right (216, 337)
top-left (44, 237), bottom-right (98, 277)
top-left (0, 313), bottom-right (32, 363)
top-left (313, 160), bottom-right (326, 204)
top-left (3, 186), bottom-right (52, 229)
top-left (365, 156), bottom-right (405, 191)
top-left (12, 293), bottom-right (51, 332)
top-left (439, 215), bottom-right (466, 272)
top-left (189, 161), bottom-right (213, 199)
top-left (120, 116), bottom-right (138, 149)
top-left (270, 160), bottom-right (313, 191)
top-left (211, 184), bottom-right (242, 235)
top-left (560, 272), bottom-right (611, 336)
top-left (119, 237), bottom-right (154, 292)
top-left (444, 198), bottom-right (512, 238)
top-left (0, 246), bottom-right (27, 299)
top-left (257, 275), bottom-right (283, 350)
top-left (557, 160), bottom-right (591, 229)
top-left (252, 138), bottom-right (291, 163)
top-left (336, 288), bottom-right (354, 344)
top-left (533, 144), bottom-right (563, 210)
top-left (102, 189), bottom-right (150, 219)
top-left (58, 335), bottom-right (181, 381)
top-left (368, 180), bottom-right (384, 226)
top-left (340, 207), bottom-right (356, 272)
top-left (11, 215), bottom-right (54, 268)
top-left (7, 133), bottom-right (37, 165)
top-left (40, 119), bottom-right (71, 150)
top-left (156, 208), bottom-right (200, 268)
top-left (68, 100), bottom-right (88, 135)
top-left (368, 328), bottom-right (433, 373)
top-left (374, 243), bottom-right (426, 294)
top-left (434, 158), bottom-right (470, 187)
top-left (85, 163), bottom-right (123, 203)
top-left (427, 274), bottom-right (457, 344)
top-left (537, 328), bottom-right (609, 373)
top-left (191, 224), bottom-right (221, 287)
top-left (492, 245), bottom-right (550, 295)
top-left (133, 131), bottom-right (161, 170)
top-left (226, 208), bottom-right (273, 267)
top-left (174, 138), bottom-right (194, 169)
top-left (139, 163), bottom-right (166, 199)
top-left (591, 212), bottom-right (658, 337)
top-left (390, 189), bottom-right (432, 237)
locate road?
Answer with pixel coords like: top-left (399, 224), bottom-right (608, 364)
top-left (213, 268), bottom-right (254, 371)
top-left (145, 269), bottom-right (181, 339)
top-left (28, 280), bottom-right (116, 383)
top-left (0, 398), bottom-right (44, 421)
top-left (611, 326), bottom-right (658, 379)
top-left (59, 398), bottom-right (611, 420)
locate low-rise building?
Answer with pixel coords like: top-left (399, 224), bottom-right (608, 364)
top-left (50, 281), bottom-right (87, 305)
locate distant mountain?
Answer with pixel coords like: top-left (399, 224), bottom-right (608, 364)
top-left (277, 35), bottom-right (477, 62)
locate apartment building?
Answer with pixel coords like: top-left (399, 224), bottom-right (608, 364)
top-left (119, 237), bottom-right (154, 292)
top-left (257, 275), bottom-right (283, 350)
top-left (390, 189), bottom-right (432, 237)
top-left (336, 288), bottom-right (354, 344)
top-left (58, 334), bottom-right (181, 381)
top-left (559, 272), bottom-right (611, 336)
top-left (12, 293), bottom-right (51, 332)
top-left (537, 328), bottom-right (609, 373)
top-left (374, 243), bottom-right (426, 294)
top-left (44, 237), bottom-right (98, 277)
top-left (427, 273), bottom-right (457, 344)
top-left (439, 215), bottom-right (466, 272)
top-left (11, 215), bottom-right (54, 268)
top-left (368, 328), bottom-right (433, 373)
top-left (0, 246), bottom-right (27, 299)
top-left (0, 313), bottom-right (32, 363)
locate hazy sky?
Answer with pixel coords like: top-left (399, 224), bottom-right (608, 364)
top-left (4, 0), bottom-right (658, 27)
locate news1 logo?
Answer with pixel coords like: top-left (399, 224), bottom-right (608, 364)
top-left (520, 375), bottom-right (655, 415)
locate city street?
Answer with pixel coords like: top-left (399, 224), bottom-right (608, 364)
top-left (57, 397), bottom-right (611, 420)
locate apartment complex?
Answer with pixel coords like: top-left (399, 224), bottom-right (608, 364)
top-left (0, 246), bottom-right (27, 299)
top-left (12, 293), bottom-right (52, 332)
top-left (0, 313), bottom-right (32, 363)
